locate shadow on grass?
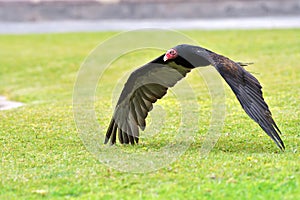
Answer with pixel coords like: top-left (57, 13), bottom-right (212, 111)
top-left (192, 139), bottom-right (283, 154)
top-left (126, 137), bottom-right (282, 155)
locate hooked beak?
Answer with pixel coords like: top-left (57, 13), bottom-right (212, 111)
top-left (163, 54), bottom-right (169, 62)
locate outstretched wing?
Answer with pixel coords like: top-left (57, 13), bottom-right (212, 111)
top-left (210, 53), bottom-right (285, 150)
top-left (104, 55), bottom-right (195, 145)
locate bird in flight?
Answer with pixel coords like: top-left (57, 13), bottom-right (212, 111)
top-left (104, 44), bottom-right (285, 150)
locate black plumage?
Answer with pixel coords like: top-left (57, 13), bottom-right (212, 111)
top-left (104, 44), bottom-right (285, 150)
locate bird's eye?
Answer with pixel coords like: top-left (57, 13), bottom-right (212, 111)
top-left (169, 50), bottom-right (176, 55)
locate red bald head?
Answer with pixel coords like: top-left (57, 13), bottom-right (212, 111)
top-left (163, 48), bottom-right (178, 62)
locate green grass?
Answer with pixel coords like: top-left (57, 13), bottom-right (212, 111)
top-left (1, 29), bottom-right (300, 199)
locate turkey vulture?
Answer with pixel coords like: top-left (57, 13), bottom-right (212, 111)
top-left (104, 44), bottom-right (285, 150)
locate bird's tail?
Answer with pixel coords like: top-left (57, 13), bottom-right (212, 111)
top-left (237, 62), bottom-right (254, 67)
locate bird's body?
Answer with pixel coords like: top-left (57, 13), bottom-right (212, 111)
top-left (105, 44), bottom-right (285, 150)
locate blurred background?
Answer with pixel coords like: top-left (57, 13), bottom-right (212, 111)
top-left (1, 1), bottom-right (300, 199)
top-left (1, 0), bottom-right (300, 33)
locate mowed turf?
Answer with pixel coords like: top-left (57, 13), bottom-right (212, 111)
top-left (0, 29), bottom-right (299, 199)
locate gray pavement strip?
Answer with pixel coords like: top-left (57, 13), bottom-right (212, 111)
top-left (0, 96), bottom-right (24, 111)
top-left (1, 16), bottom-right (300, 34)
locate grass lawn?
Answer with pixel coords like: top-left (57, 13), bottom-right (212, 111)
top-left (0, 29), bottom-right (299, 199)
